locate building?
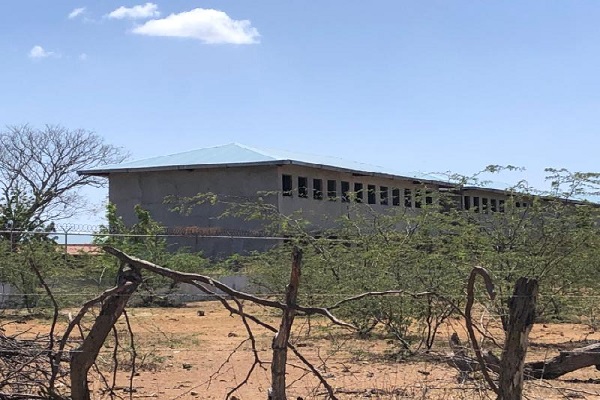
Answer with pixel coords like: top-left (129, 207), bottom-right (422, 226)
top-left (79, 143), bottom-right (514, 256)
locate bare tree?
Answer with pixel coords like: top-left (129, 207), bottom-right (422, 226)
top-left (0, 124), bottom-right (127, 241)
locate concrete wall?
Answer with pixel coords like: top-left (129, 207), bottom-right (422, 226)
top-left (107, 163), bottom-right (515, 256)
top-left (109, 165), bottom-right (279, 230)
top-left (108, 163), bottom-right (447, 239)
top-left (461, 188), bottom-right (511, 213)
top-left (276, 164), bottom-right (440, 230)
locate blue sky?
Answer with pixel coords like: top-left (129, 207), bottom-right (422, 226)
top-left (2, 1), bottom-right (600, 225)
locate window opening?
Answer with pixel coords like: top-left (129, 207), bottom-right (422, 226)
top-left (327, 180), bottom-right (337, 201)
top-left (404, 188), bottom-right (412, 207)
top-left (415, 189), bottom-right (422, 208)
top-left (392, 188), bottom-right (401, 206)
top-left (341, 181), bottom-right (350, 203)
top-left (367, 184), bottom-right (376, 204)
top-left (298, 176), bottom-right (308, 198)
top-left (464, 195), bottom-right (470, 210)
top-left (313, 178), bottom-right (323, 200)
top-left (380, 186), bottom-right (389, 205)
top-left (473, 196), bottom-right (480, 213)
top-left (282, 174), bottom-right (292, 197)
top-left (354, 182), bottom-right (363, 203)
top-left (425, 190), bottom-right (433, 205)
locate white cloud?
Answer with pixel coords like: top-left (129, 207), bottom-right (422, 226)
top-left (29, 45), bottom-right (56, 59)
top-left (107, 3), bottom-right (160, 20)
top-left (68, 7), bottom-right (86, 19)
top-left (132, 8), bottom-right (260, 44)
top-left (79, 53), bottom-right (88, 61)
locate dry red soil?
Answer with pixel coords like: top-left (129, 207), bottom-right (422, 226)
top-left (5, 301), bottom-right (600, 399)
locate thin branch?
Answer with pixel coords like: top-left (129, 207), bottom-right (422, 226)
top-left (465, 266), bottom-right (498, 394)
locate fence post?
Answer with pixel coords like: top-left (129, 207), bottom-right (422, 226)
top-left (497, 277), bottom-right (538, 400)
top-left (268, 247), bottom-right (302, 400)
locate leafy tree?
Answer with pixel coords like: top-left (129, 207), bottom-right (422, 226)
top-left (0, 124), bottom-right (128, 243)
top-left (94, 203), bottom-right (210, 306)
top-left (170, 168), bottom-right (600, 350)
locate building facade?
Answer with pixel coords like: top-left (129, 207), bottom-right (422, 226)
top-left (80, 143), bottom-right (514, 256)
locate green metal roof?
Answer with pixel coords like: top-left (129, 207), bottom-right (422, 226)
top-left (79, 143), bottom-right (450, 185)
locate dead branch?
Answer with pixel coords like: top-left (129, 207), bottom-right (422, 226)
top-left (447, 342), bottom-right (600, 381)
top-left (118, 247), bottom-right (340, 400)
top-left (122, 309), bottom-right (136, 400)
top-left (269, 247), bottom-right (302, 400)
top-left (103, 246), bottom-right (355, 329)
top-left (465, 266), bottom-right (498, 394)
top-left (27, 258), bottom-right (62, 398)
top-left (69, 263), bottom-right (142, 400)
top-left (525, 342), bottom-right (600, 379)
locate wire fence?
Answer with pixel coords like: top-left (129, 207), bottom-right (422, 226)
top-left (1, 227), bottom-right (600, 398)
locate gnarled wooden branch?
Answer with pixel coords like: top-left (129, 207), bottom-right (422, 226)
top-left (465, 266), bottom-right (498, 394)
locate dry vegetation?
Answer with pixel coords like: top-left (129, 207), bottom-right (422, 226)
top-left (3, 300), bottom-right (600, 400)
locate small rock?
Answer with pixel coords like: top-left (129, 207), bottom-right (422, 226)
top-left (182, 363), bottom-right (193, 370)
top-left (197, 310), bottom-right (205, 316)
top-left (228, 332), bottom-right (239, 337)
top-left (190, 391), bottom-right (199, 396)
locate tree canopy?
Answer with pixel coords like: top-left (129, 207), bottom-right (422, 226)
top-left (0, 124), bottom-right (127, 241)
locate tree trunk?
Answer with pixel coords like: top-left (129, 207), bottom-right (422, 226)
top-left (269, 247), bottom-right (302, 400)
top-left (497, 277), bottom-right (538, 400)
top-left (525, 342), bottom-right (600, 379)
top-left (70, 264), bottom-right (141, 400)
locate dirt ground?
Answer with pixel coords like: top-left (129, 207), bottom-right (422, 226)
top-left (5, 301), bottom-right (600, 399)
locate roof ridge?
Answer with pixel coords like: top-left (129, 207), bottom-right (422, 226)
top-left (229, 143), bottom-right (280, 160)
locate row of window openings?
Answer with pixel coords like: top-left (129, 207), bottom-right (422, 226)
top-left (463, 196), bottom-right (528, 213)
top-left (282, 175), bottom-right (433, 207)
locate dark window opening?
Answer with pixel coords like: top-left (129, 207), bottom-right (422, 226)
top-left (464, 196), bottom-right (470, 210)
top-left (425, 190), bottom-right (433, 205)
top-left (404, 189), bottom-right (412, 207)
top-left (473, 196), bottom-right (480, 213)
top-left (499, 199), bottom-right (505, 213)
top-left (327, 180), bottom-right (337, 201)
top-left (482, 198), bottom-right (489, 213)
top-left (354, 183), bottom-right (363, 203)
top-left (282, 174), bottom-right (292, 197)
top-left (392, 188), bottom-right (401, 206)
top-left (341, 181), bottom-right (350, 202)
top-left (415, 189), bottom-right (422, 208)
top-left (367, 185), bottom-right (376, 204)
top-left (516, 201), bottom-right (521, 208)
top-left (491, 198), bottom-right (497, 212)
top-left (313, 178), bottom-right (323, 200)
top-left (522, 202), bottom-right (528, 208)
top-left (380, 186), bottom-right (389, 205)
top-left (298, 176), bottom-right (308, 198)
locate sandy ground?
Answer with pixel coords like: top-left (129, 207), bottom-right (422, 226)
top-left (4, 301), bottom-right (600, 399)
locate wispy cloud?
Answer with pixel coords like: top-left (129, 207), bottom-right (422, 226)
top-left (132, 8), bottom-right (260, 44)
top-left (68, 7), bottom-right (86, 19)
top-left (28, 45), bottom-right (57, 59)
top-left (79, 53), bottom-right (88, 61)
top-left (107, 3), bottom-right (160, 20)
